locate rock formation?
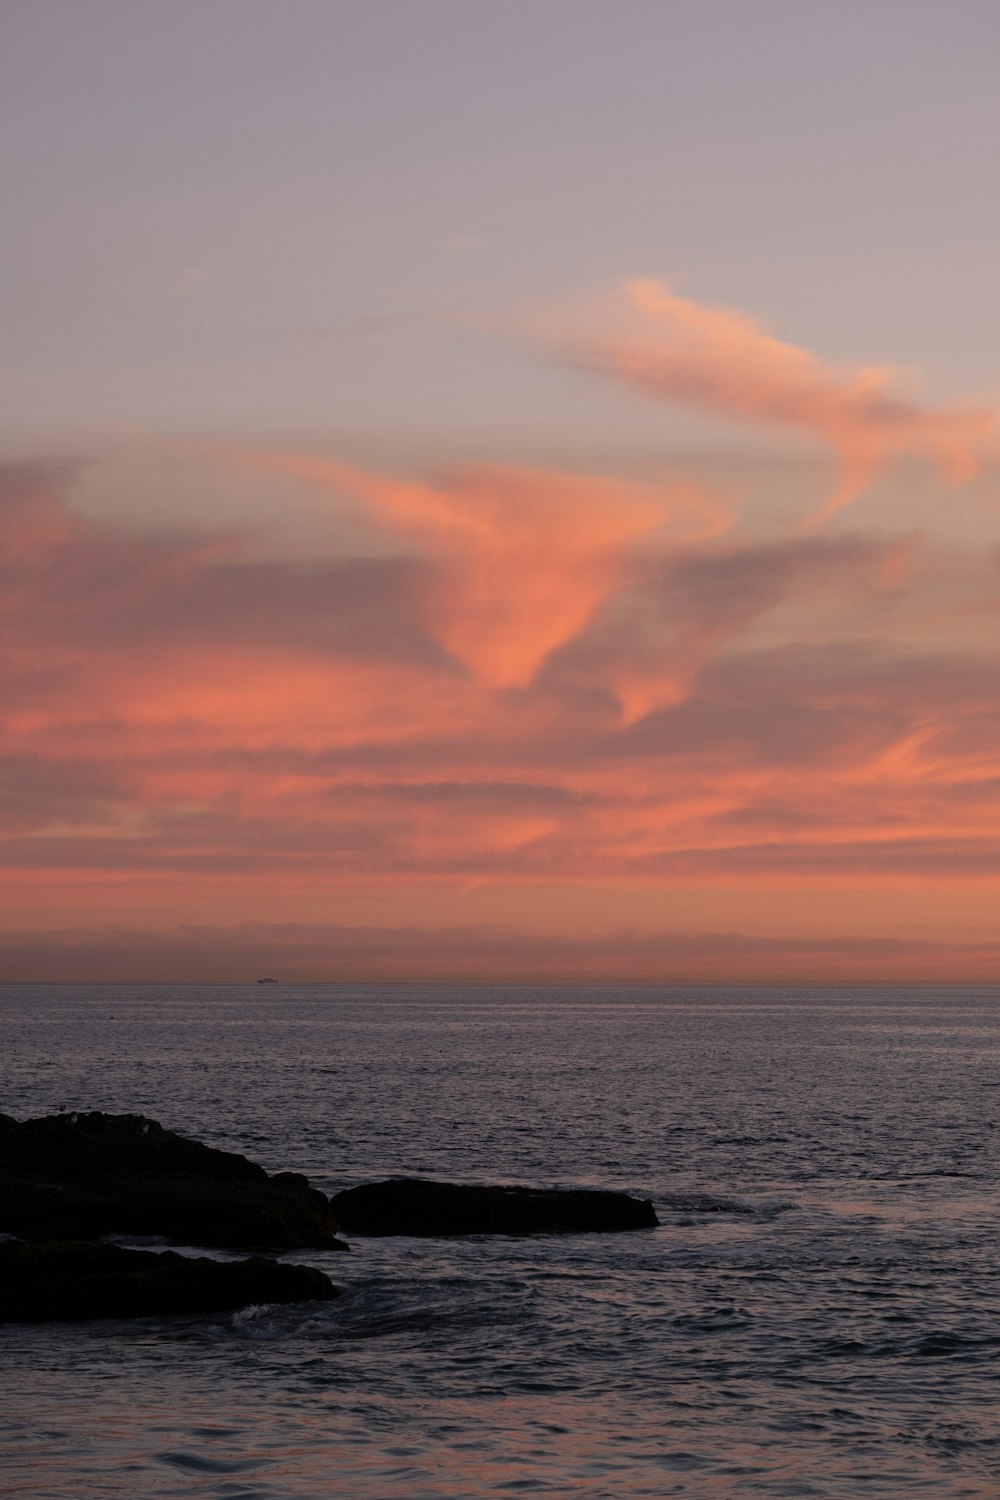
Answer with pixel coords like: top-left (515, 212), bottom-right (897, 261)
top-left (0, 1239), bottom-right (338, 1324)
top-left (331, 1177), bottom-right (659, 1235)
top-left (0, 1111), bottom-right (348, 1251)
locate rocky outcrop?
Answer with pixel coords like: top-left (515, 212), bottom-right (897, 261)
top-left (0, 1112), bottom-right (348, 1251)
top-left (331, 1178), bottom-right (659, 1236)
top-left (0, 1239), bottom-right (339, 1324)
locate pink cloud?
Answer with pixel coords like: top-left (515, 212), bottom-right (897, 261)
top-left (2, 438), bottom-right (1000, 985)
top-left (243, 449), bottom-right (731, 687)
top-left (569, 280), bottom-right (998, 523)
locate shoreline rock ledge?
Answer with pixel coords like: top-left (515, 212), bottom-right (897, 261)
top-left (0, 1110), bottom-right (348, 1252)
top-left (0, 1240), bottom-right (339, 1324)
top-left (331, 1178), bottom-right (659, 1236)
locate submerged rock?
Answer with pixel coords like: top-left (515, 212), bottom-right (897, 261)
top-left (0, 1112), bottom-right (348, 1251)
top-left (0, 1239), bottom-right (339, 1324)
top-left (331, 1178), bottom-right (659, 1236)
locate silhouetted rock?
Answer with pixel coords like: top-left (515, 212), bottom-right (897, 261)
top-left (0, 1239), bottom-right (339, 1323)
top-left (331, 1178), bottom-right (659, 1236)
top-left (0, 1112), bottom-right (348, 1251)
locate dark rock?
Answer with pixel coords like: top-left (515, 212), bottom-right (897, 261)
top-left (0, 1239), bottom-right (339, 1324)
top-left (0, 1112), bottom-right (348, 1251)
top-left (331, 1178), bottom-right (659, 1236)
top-left (3, 1110), bottom-right (269, 1181)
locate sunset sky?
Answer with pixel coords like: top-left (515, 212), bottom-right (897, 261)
top-left (3, 1), bottom-right (1000, 981)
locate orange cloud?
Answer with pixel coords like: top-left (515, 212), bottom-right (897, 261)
top-left (3, 444), bottom-right (1000, 982)
top-left (571, 279), bottom-right (997, 523)
top-left (244, 451), bottom-right (731, 687)
top-left (557, 531), bottom-right (909, 723)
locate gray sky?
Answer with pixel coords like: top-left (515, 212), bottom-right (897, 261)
top-left (4, 0), bottom-right (999, 454)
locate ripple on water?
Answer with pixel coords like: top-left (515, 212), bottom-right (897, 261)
top-left (3, 984), bottom-right (1000, 1498)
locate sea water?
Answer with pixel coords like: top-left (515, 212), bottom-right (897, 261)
top-left (2, 984), bottom-right (999, 1498)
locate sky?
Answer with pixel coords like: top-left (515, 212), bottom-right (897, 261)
top-left (2, 0), bottom-right (1000, 982)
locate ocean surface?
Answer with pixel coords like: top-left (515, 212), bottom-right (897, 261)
top-left (2, 984), bottom-right (1000, 1498)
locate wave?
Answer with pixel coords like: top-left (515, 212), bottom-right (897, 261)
top-left (658, 1191), bottom-right (796, 1217)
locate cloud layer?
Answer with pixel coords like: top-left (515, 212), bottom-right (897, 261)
top-left (3, 286), bottom-right (1000, 979)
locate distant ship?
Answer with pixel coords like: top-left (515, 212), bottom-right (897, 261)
top-left (257, 977), bottom-right (279, 984)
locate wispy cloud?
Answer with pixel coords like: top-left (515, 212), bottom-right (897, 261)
top-left (565, 279), bottom-right (998, 523)
top-left (244, 450), bottom-right (731, 688)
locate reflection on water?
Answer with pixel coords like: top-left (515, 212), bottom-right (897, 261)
top-left (2, 984), bottom-right (1000, 1497)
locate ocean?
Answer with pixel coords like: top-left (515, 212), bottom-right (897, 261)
top-left (2, 983), bottom-right (999, 1498)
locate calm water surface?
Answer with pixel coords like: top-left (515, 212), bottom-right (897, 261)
top-left (2, 984), bottom-right (1000, 1497)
